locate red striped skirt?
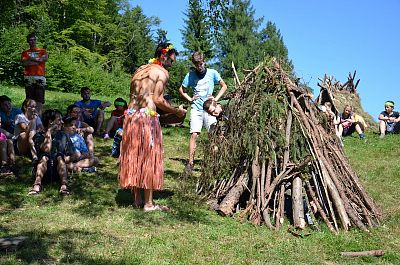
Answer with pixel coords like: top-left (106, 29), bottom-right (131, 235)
top-left (118, 109), bottom-right (164, 190)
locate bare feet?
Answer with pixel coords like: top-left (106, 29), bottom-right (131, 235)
top-left (143, 204), bottom-right (170, 212)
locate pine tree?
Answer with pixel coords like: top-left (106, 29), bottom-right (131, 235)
top-left (181, 0), bottom-right (214, 60)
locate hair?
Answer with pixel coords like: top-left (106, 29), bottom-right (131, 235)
top-left (154, 42), bottom-right (178, 58)
top-left (80, 86), bottom-right (91, 93)
top-left (0, 95), bottom-right (11, 103)
top-left (385, 100), bottom-right (395, 107)
top-left (21, 99), bottom-right (36, 113)
top-left (26, 32), bottom-right (36, 42)
top-left (343, 104), bottom-right (352, 112)
top-left (42, 109), bottom-right (62, 128)
top-left (203, 99), bottom-right (217, 112)
top-left (191, 51), bottom-right (205, 65)
top-left (62, 115), bottom-right (77, 126)
top-left (66, 104), bottom-right (80, 115)
top-left (114, 97), bottom-right (127, 108)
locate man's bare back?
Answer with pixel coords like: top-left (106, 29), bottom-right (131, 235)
top-left (129, 64), bottom-right (169, 111)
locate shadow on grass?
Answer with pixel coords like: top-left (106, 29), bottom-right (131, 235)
top-left (1, 228), bottom-right (141, 265)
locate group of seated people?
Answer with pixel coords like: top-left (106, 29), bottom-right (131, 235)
top-left (319, 100), bottom-right (400, 142)
top-left (0, 86), bottom-right (128, 195)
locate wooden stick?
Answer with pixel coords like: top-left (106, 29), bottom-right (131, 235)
top-left (341, 250), bottom-right (384, 257)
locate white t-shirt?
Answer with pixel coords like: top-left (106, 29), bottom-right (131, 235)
top-left (14, 113), bottom-right (43, 136)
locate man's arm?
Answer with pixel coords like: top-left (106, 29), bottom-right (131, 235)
top-left (153, 72), bottom-right (185, 117)
top-left (99, 101), bottom-right (112, 110)
top-left (213, 79), bottom-right (227, 102)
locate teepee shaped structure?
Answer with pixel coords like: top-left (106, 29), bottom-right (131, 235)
top-left (197, 59), bottom-right (381, 233)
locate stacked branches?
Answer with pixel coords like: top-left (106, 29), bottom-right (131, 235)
top-left (198, 59), bottom-right (382, 233)
top-left (316, 72), bottom-right (375, 128)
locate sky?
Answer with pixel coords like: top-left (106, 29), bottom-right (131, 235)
top-left (129, 0), bottom-right (400, 120)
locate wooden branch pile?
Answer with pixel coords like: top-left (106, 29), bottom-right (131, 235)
top-left (316, 71), bottom-right (376, 128)
top-left (198, 59), bottom-right (382, 233)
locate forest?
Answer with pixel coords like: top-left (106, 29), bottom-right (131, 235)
top-left (0, 0), bottom-right (291, 100)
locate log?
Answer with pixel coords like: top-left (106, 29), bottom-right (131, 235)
top-left (341, 250), bottom-right (384, 257)
top-left (218, 173), bottom-right (249, 216)
top-left (292, 175), bottom-right (305, 229)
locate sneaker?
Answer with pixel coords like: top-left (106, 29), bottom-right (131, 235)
top-left (103, 133), bottom-right (110, 140)
top-left (379, 134), bottom-right (385, 139)
top-left (359, 133), bottom-right (365, 139)
top-left (0, 165), bottom-right (13, 175)
top-left (81, 166), bottom-right (97, 173)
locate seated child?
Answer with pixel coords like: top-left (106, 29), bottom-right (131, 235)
top-left (66, 104), bottom-right (95, 156)
top-left (0, 118), bottom-right (15, 175)
top-left (336, 105), bottom-right (365, 140)
top-left (62, 116), bottom-right (99, 173)
top-left (103, 97), bottom-right (127, 139)
top-left (378, 100), bottom-right (400, 138)
top-left (28, 109), bottom-right (74, 195)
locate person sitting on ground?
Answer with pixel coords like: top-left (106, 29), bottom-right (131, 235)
top-left (28, 109), bottom-right (74, 195)
top-left (111, 115), bottom-right (124, 158)
top-left (66, 104), bottom-right (95, 156)
top-left (62, 116), bottom-right (99, 173)
top-left (74, 87), bottom-right (111, 136)
top-left (336, 105), bottom-right (365, 140)
top-left (352, 107), bottom-right (368, 131)
top-left (378, 100), bottom-right (400, 138)
top-left (0, 117), bottom-right (16, 175)
top-left (0, 95), bottom-right (22, 134)
top-left (14, 99), bottom-right (43, 160)
top-left (103, 97), bottom-right (127, 139)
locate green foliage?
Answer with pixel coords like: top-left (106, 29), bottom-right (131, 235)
top-left (181, 0), bottom-right (215, 60)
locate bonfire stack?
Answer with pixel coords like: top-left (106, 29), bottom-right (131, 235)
top-left (198, 59), bottom-right (382, 233)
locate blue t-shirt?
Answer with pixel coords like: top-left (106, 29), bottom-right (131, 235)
top-left (182, 69), bottom-right (222, 111)
top-left (74, 99), bottom-right (102, 122)
top-left (69, 133), bottom-right (89, 154)
top-left (0, 107), bottom-right (22, 134)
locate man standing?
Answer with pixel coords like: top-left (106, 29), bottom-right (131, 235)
top-left (179, 51), bottom-right (227, 172)
top-left (119, 42), bottom-right (186, 212)
top-left (21, 32), bottom-right (48, 115)
top-left (74, 87), bottom-right (111, 136)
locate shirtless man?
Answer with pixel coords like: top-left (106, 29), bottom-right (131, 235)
top-left (119, 42), bottom-right (186, 212)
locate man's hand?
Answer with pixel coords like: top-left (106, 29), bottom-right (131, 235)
top-left (176, 104), bottom-right (187, 118)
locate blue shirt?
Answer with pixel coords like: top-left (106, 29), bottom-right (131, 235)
top-left (182, 69), bottom-right (222, 111)
top-left (74, 99), bottom-right (102, 121)
top-left (0, 107), bottom-right (22, 134)
top-left (69, 133), bottom-right (89, 154)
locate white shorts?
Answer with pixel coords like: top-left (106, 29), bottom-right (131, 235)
top-left (190, 108), bottom-right (217, 134)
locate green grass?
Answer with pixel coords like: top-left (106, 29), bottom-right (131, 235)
top-left (0, 85), bottom-right (399, 264)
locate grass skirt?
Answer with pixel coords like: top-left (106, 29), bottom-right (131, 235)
top-left (119, 110), bottom-right (163, 190)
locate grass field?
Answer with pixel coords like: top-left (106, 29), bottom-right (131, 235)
top-left (0, 85), bottom-right (399, 264)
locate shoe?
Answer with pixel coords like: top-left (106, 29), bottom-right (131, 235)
top-left (81, 166), bottom-right (97, 173)
top-left (379, 134), bottom-right (385, 139)
top-left (103, 133), bottom-right (110, 140)
top-left (0, 165), bottom-right (13, 176)
top-left (359, 133), bottom-right (365, 139)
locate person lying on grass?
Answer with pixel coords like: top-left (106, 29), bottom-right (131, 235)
top-left (28, 109), bottom-right (74, 195)
top-left (62, 116), bottom-right (98, 173)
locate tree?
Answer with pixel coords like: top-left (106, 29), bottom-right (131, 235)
top-left (181, 0), bottom-right (214, 60)
top-left (215, 0), bottom-right (262, 78)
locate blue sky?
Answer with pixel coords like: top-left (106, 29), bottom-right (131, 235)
top-left (130, 0), bottom-right (400, 120)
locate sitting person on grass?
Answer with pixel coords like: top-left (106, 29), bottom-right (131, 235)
top-left (111, 115), bottom-right (124, 158)
top-left (28, 109), bottom-right (74, 195)
top-left (74, 86), bottom-right (111, 136)
top-left (0, 95), bottom-right (22, 134)
top-left (14, 99), bottom-right (43, 161)
top-left (103, 97), bottom-right (127, 139)
top-left (336, 105), bottom-right (365, 140)
top-left (378, 100), bottom-right (400, 138)
top-left (62, 116), bottom-right (98, 173)
top-left (66, 104), bottom-right (95, 156)
top-left (0, 117), bottom-right (16, 175)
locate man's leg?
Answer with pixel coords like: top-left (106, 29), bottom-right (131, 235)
top-left (95, 110), bottom-right (105, 135)
top-left (104, 116), bottom-right (117, 138)
top-left (6, 139), bottom-right (15, 164)
top-left (132, 187), bottom-right (142, 208)
top-left (143, 188), bottom-right (153, 209)
top-left (188, 132), bottom-right (199, 167)
top-left (56, 156), bottom-right (69, 194)
top-left (379, 120), bottom-right (386, 138)
top-left (28, 156), bottom-right (48, 194)
top-left (84, 133), bottom-right (94, 156)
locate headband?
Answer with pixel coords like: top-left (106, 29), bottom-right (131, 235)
top-left (115, 101), bottom-right (126, 107)
top-left (385, 101), bottom-right (394, 107)
top-left (161, 44), bottom-right (174, 55)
